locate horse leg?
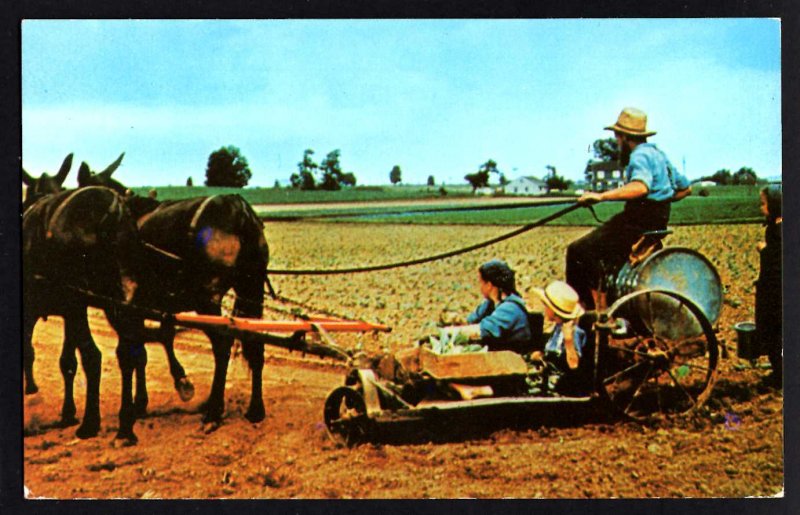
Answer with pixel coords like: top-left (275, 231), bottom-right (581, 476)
top-left (23, 314), bottom-right (39, 395)
top-left (242, 338), bottom-right (265, 423)
top-left (234, 265), bottom-right (267, 423)
top-left (160, 320), bottom-right (195, 402)
top-left (57, 316), bottom-right (80, 428)
top-left (202, 332), bottom-right (233, 430)
top-left (112, 318), bottom-right (146, 446)
top-left (68, 312), bottom-right (102, 439)
top-left (133, 345), bottom-right (149, 419)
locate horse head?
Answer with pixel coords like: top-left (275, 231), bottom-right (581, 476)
top-left (77, 152), bottom-right (159, 218)
top-left (22, 153), bottom-right (74, 210)
top-left (77, 152), bottom-right (127, 194)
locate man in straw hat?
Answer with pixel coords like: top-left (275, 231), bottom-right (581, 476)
top-left (566, 107), bottom-right (692, 310)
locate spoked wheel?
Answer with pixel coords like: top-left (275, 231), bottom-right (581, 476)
top-left (323, 386), bottom-right (371, 446)
top-left (599, 289), bottom-right (719, 422)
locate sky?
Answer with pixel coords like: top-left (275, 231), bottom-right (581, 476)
top-left (21, 19), bottom-right (782, 187)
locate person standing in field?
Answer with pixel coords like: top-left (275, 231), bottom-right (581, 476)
top-left (756, 184), bottom-right (782, 388)
top-left (567, 107), bottom-right (692, 310)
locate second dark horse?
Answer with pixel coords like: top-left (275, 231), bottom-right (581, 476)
top-left (78, 156), bottom-right (270, 444)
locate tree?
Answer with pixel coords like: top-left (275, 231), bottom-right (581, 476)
top-left (544, 165), bottom-right (570, 192)
top-left (733, 167), bottom-right (758, 185)
top-left (498, 173), bottom-right (509, 186)
top-left (340, 172), bottom-right (357, 187)
top-left (465, 159), bottom-right (499, 192)
top-left (186, 176), bottom-right (194, 187)
top-left (273, 180), bottom-right (281, 189)
top-left (290, 149), bottom-right (318, 190)
top-left (592, 137), bottom-right (619, 162)
top-left (706, 169), bottom-right (732, 185)
top-left (205, 145), bottom-right (252, 187)
top-left (319, 149), bottom-right (345, 191)
top-left (390, 165), bottom-right (402, 185)
top-left (427, 175), bottom-right (435, 187)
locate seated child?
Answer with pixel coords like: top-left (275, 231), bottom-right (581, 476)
top-left (529, 281), bottom-right (587, 394)
top-left (438, 259), bottom-right (532, 354)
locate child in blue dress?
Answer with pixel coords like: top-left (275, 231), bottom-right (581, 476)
top-left (529, 281), bottom-right (588, 394)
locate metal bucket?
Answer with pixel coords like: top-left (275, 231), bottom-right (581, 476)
top-left (612, 247), bottom-right (722, 339)
top-left (733, 321), bottom-right (758, 360)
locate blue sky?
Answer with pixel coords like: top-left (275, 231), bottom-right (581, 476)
top-left (22, 19), bottom-right (782, 187)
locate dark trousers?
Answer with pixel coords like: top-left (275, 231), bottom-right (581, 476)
top-left (566, 201), bottom-right (669, 310)
top-left (756, 279), bottom-right (782, 379)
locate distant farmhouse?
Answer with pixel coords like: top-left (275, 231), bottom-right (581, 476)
top-left (506, 176), bottom-right (547, 196)
top-left (584, 161), bottom-right (624, 192)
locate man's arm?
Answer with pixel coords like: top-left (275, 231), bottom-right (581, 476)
top-left (579, 180), bottom-right (648, 205)
top-left (672, 186), bottom-right (692, 201)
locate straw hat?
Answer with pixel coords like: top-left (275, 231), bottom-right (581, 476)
top-left (605, 107), bottom-right (656, 137)
top-left (533, 281), bottom-right (585, 320)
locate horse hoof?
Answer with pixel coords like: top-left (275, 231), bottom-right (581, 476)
top-left (76, 423), bottom-right (100, 439)
top-left (112, 433), bottom-right (138, 447)
top-left (134, 404), bottom-right (149, 420)
top-left (245, 407), bottom-right (266, 424)
top-left (202, 421), bottom-right (221, 434)
top-left (58, 416), bottom-right (80, 428)
top-left (176, 377), bottom-right (195, 402)
top-left (25, 384), bottom-right (39, 395)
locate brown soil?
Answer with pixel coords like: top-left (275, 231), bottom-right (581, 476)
top-left (23, 223), bottom-right (784, 499)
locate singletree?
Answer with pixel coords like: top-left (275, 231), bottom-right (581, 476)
top-left (205, 145), bottom-right (252, 187)
top-left (186, 176), bottom-right (194, 187)
top-left (427, 175), bottom-right (435, 187)
top-left (390, 165), bottom-right (402, 185)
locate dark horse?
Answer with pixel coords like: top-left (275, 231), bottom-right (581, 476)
top-left (78, 155), bottom-right (270, 444)
top-left (23, 156), bottom-right (145, 439)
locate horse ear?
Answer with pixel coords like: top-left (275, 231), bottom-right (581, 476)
top-left (22, 168), bottom-right (34, 186)
top-left (99, 152), bottom-right (125, 178)
top-left (54, 153), bottom-right (74, 184)
top-left (78, 162), bottom-right (92, 186)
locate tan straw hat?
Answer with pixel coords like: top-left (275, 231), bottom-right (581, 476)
top-left (533, 281), bottom-right (585, 320)
top-left (604, 107), bottom-right (656, 137)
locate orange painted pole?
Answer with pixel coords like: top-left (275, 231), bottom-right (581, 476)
top-left (172, 312), bottom-right (391, 333)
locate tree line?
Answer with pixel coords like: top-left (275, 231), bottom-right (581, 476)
top-left (198, 140), bottom-right (765, 190)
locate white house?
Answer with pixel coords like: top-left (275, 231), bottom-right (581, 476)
top-left (694, 180), bottom-right (717, 188)
top-left (505, 176), bottom-right (547, 196)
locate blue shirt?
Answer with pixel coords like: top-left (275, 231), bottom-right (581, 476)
top-left (544, 323), bottom-right (587, 362)
top-left (467, 294), bottom-right (531, 349)
top-left (626, 143), bottom-right (690, 202)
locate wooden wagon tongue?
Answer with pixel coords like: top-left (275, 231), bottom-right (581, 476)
top-left (172, 312), bottom-right (391, 333)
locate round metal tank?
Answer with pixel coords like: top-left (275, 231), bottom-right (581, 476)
top-left (612, 247), bottom-right (722, 339)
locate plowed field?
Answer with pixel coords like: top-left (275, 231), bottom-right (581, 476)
top-left (23, 223), bottom-right (783, 499)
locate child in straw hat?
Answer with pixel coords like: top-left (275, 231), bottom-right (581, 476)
top-left (531, 281), bottom-right (587, 375)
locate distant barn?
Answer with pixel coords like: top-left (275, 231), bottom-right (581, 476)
top-left (506, 176), bottom-right (547, 196)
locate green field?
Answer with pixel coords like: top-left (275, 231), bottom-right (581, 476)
top-left (129, 184), bottom-right (474, 204)
top-left (130, 184), bottom-right (765, 225)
